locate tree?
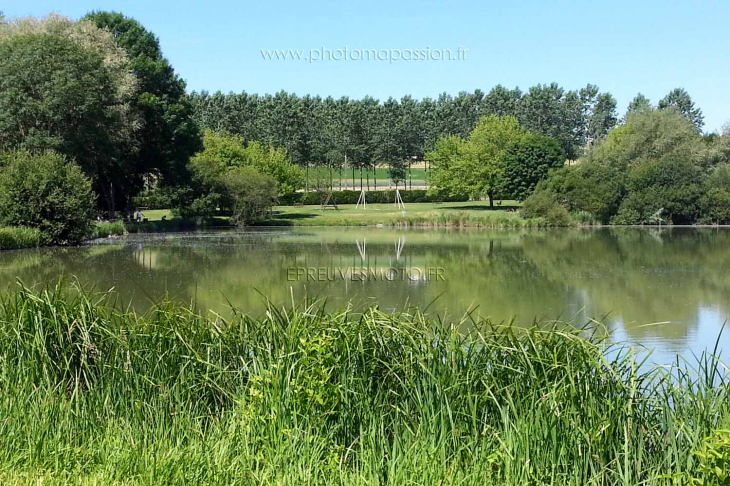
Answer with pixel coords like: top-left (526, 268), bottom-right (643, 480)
top-left (501, 134), bottom-right (565, 201)
top-left (587, 92), bottom-right (618, 142)
top-left (425, 135), bottom-right (468, 199)
top-left (225, 168), bottom-right (278, 226)
top-left (0, 150), bottom-right (95, 245)
top-left (658, 88), bottom-right (704, 132)
top-left (191, 130), bottom-right (304, 201)
top-left (84, 11), bottom-right (203, 189)
top-left (526, 108), bottom-right (706, 224)
top-left (626, 93), bottom-right (652, 115)
top-left (0, 14), bottom-right (140, 216)
top-left (428, 115), bottom-right (524, 208)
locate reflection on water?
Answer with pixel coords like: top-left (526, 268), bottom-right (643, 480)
top-left (0, 227), bottom-right (729, 364)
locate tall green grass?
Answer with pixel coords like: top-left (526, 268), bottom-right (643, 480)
top-left (0, 283), bottom-right (727, 484)
top-left (91, 220), bottom-right (127, 239)
top-left (0, 227), bottom-right (43, 250)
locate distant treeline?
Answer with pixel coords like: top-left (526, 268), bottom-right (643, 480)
top-left (189, 85), bottom-right (620, 166)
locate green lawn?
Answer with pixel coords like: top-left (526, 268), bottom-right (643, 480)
top-left (136, 201), bottom-right (543, 229)
top-left (263, 200), bottom-right (533, 227)
top-left (139, 209), bottom-right (173, 222)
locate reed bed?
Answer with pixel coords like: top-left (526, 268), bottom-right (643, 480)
top-left (91, 220), bottom-right (127, 239)
top-left (0, 227), bottom-right (42, 250)
top-left (0, 282), bottom-right (727, 484)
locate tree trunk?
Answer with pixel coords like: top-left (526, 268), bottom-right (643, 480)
top-left (488, 189), bottom-right (494, 210)
top-left (97, 181), bottom-right (116, 220)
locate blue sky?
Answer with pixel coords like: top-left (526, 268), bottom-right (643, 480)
top-left (5, 0), bottom-right (730, 131)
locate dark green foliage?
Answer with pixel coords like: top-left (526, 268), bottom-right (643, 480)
top-left (525, 109), bottom-right (724, 226)
top-left (613, 156), bottom-right (703, 224)
top-left (501, 133), bottom-right (565, 201)
top-left (698, 163), bottom-right (730, 224)
top-left (83, 11), bottom-right (203, 188)
top-left (528, 162), bottom-right (625, 224)
top-left (0, 31), bottom-right (136, 215)
top-left (658, 87), bottom-right (704, 131)
top-left (0, 151), bottom-right (94, 245)
top-left (190, 82), bottom-right (619, 168)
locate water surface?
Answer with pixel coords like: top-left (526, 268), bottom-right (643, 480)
top-left (1, 227), bottom-right (728, 365)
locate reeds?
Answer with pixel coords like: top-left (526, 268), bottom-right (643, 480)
top-left (92, 220), bottom-right (127, 239)
top-left (0, 282), bottom-right (726, 484)
top-left (0, 227), bottom-right (43, 250)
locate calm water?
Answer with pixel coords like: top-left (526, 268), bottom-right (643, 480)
top-left (1, 227), bottom-right (729, 364)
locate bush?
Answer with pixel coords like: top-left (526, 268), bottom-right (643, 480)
top-left (0, 150), bottom-right (95, 245)
top-left (618, 156), bottom-right (703, 224)
top-left (0, 227), bottom-right (43, 250)
top-left (533, 162), bottom-right (625, 224)
top-left (520, 191), bottom-right (572, 226)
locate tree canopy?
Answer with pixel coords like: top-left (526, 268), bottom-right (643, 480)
top-left (0, 14), bottom-right (139, 215)
top-left (526, 108), bottom-right (728, 225)
top-left (84, 11), bottom-right (203, 186)
top-left (427, 115), bottom-right (526, 208)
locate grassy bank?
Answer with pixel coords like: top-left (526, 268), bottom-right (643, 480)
top-left (0, 284), bottom-right (728, 484)
top-left (262, 201), bottom-right (552, 228)
top-left (0, 227), bottom-right (43, 250)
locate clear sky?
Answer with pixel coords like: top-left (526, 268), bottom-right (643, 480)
top-left (5, 0), bottom-right (730, 131)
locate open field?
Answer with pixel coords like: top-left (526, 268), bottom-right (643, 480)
top-left (0, 283), bottom-right (727, 484)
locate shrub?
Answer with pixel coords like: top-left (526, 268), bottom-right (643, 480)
top-left (191, 130), bottom-right (304, 201)
top-left (520, 191), bottom-right (572, 226)
top-left (617, 156), bottom-right (704, 224)
top-left (0, 227), bottom-right (43, 250)
top-left (532, 162), bottom-right (625, 223)
top-left (0, 150), bottom-right (95, 245)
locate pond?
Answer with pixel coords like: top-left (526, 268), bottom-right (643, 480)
top-left (1, 227), bottom-right (729, 365)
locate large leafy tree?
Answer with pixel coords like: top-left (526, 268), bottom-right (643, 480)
top-left (84, 11), bottom-right (202, 189)
top-left (501, 134), bottom-right (565, 201)
top-left (428, 115), bottom-right (525, 208)
top-left (527, 108), bottom-right (706, 224)
top-left (191, 130), bottom-right (303, 201)
top-left (0, 14), bottom-right (140, 215)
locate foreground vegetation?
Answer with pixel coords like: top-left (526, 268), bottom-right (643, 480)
top-left (0, 283), bottom-right (727, 484)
